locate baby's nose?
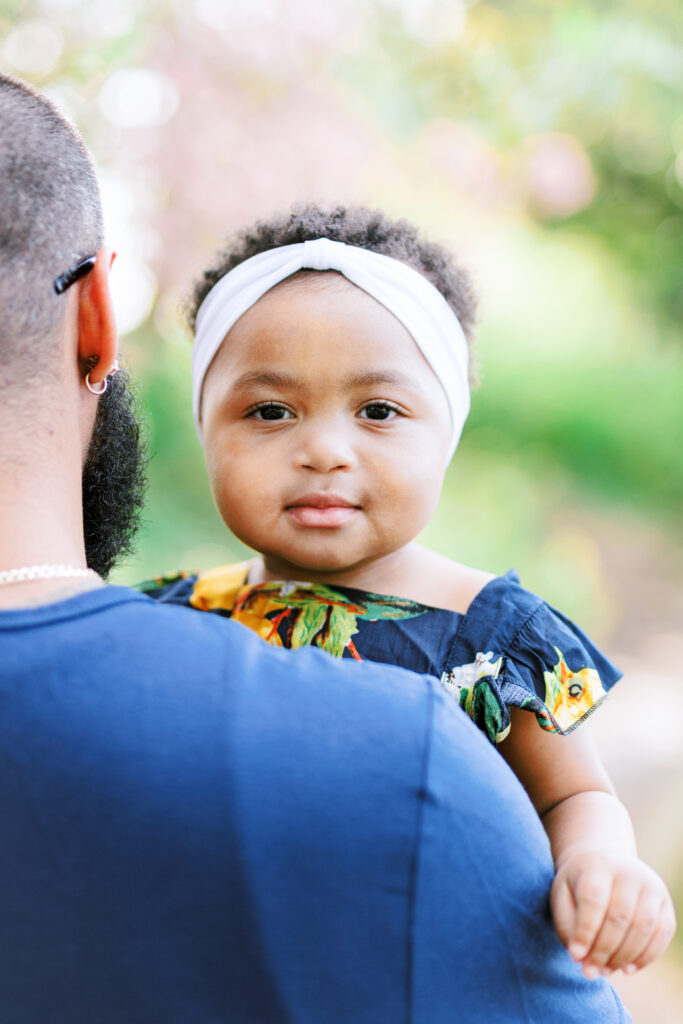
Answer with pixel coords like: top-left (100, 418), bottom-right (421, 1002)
top-left (295, 419), bottom-right (357, 474)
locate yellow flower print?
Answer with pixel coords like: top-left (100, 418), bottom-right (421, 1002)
top-left (543, 646), bottom-right (606, 732)
top-left (190, 563), bottom-right (288, 644)
top-left (189, 561), bottom-right (253, 613)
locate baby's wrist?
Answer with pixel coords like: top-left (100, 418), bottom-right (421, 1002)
top-left (553, 844), bottom-right (638, 874)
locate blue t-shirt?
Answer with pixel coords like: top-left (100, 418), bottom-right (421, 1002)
top-left (0, 586), bottom-right (630, 1023)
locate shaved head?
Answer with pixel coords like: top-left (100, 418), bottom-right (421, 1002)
top-left (0, 73), bottom-right (103, 381)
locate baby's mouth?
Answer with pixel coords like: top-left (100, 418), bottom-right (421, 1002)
top-left (285, 493), bottom-right (360, 529)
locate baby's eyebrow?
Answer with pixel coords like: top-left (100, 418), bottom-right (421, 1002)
top-left (230, 369), bottom-right (419, 394)
top-left (343, 371), bottom-right (416, 390)
top-left (231, 370), bottom-right (307, 393)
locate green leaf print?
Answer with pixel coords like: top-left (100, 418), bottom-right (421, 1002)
top-left (361, 595), bottom-right (428, 620)
top-left (265, 581), bottom-right (428, 658)
top-left (467, 680), bottom-right (506, 745)
top-left (291, 604), bottom-right (329, 648)
top-left (318, 606), bottom-right (362, 658)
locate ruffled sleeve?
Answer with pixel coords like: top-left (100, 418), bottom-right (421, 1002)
top-left (440, 571), bottom-right (622, 745)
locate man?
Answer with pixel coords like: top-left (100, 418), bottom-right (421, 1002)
top-left (0, 73), bottom-right (630, 1023)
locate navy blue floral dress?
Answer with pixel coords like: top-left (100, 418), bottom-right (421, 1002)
top-left (140, 562), bottom-right (621, 744)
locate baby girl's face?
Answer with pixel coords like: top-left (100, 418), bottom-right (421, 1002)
top-left (200, 272), bottom-right (452, 580)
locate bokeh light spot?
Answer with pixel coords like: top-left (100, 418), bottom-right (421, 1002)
top-left (2, 20), bottom-right (63, 76)
top-left (98, 68), bottom-right (179, 128)
top-left (385, 0), bottom-right (467, 44)
top-left (110, 255), bottom-right (158, 336)
top-left (523, 133), bottom-right (596, 218)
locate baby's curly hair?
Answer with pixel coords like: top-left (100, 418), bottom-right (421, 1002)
top-left (186, 204), bottom-right (479, 384)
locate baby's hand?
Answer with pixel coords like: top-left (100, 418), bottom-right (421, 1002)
top-left (551, 849), bottom-right (676, 978)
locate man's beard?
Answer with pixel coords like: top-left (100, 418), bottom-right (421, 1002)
top-left (82, 368), bottom-right (148, 579)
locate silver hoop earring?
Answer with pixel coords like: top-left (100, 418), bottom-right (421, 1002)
top-left (85, 372), bottom-right (108, 396)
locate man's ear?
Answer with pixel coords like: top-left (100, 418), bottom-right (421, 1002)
top-left (77, 247), bottom-right (118, 386)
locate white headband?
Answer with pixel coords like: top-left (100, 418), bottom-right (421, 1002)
top-left (192, 238), bottom-right (470, 459)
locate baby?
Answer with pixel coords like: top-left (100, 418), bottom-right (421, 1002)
top-left (144, 204), bottom-right (676, 979)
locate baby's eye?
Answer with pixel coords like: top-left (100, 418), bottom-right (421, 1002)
top-left (359, 402), bottom-right (401, 421)
top-left (247, 403), bottom-right (294, 421)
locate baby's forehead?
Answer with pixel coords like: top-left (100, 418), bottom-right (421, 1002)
top-left (210, 298), bottom-right (447, 410)
top-left (207, 282), bottom-right (437, 393)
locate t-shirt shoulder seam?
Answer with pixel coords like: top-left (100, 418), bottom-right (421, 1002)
top-left (0, 588), bottom-right (150, 632)
top-left (405, 678), bottom-right (436, 1019)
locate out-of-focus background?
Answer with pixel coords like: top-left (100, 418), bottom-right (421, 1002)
top-left (2, 0), bottom-right (681, 1016)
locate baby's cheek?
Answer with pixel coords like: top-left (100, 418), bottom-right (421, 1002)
top-left (218, 498), bottom-right (264, 548)
top-left (209, 463), bottom-right (253, 529)
top-left (405, 457), bottom-right (447, 514)
top-left (218, 474), bottom-right (258, 519)
top-left (208, 439), bottom-right (263, 499)
top-left (375, 468), bottom-right (440, 540)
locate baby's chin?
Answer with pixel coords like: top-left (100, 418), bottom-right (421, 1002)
top-left (260, 545), bottom-right (379, 580)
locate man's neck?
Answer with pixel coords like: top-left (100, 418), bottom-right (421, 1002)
top-left (0, 414), bottom-right (94, 609)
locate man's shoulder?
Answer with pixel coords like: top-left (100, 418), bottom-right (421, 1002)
top-left (102, 585), bottom-right (439, 720)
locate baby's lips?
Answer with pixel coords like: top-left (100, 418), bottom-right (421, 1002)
top-left (286, 491), bottom-right (358, 510)
top-left (286, 505), bottom-right (359, 528)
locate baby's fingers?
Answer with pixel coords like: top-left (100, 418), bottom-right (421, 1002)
top-left (552, 862), bottom-right (614, 964)
top-left (609, 892), bottom-right (677, 974)
top-left (580, 875), bottom-right (639, 974)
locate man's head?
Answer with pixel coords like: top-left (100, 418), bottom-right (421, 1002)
top-left (0, 73), bottom-right (146, 577)
top-left (0, 73), bottom-right (102, 381)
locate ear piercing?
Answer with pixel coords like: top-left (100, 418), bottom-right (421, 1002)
top-left (85, 358), bottom-right (120, 396)
top-left (85, 372), bottom-right (108, 395)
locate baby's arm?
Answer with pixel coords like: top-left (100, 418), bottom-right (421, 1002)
top-left (499, 711), bottom-right (676, 977)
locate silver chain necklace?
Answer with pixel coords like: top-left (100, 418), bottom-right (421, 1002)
top-left (0, 565), bottom-right (101, 586)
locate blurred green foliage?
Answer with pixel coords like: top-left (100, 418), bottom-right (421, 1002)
top-left (341, 1), bottom-right (683, 320)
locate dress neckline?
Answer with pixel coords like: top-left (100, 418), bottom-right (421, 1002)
top-left (227, 561), bottom-right (520, 621)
